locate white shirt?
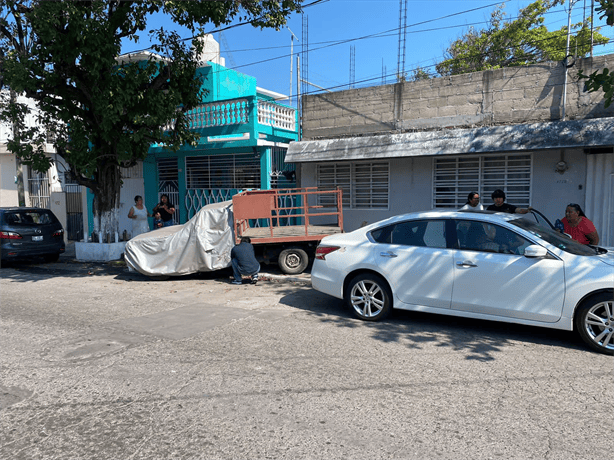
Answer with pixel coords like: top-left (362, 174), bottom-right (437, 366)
top-left (460, 203), bottom-right (484, 211)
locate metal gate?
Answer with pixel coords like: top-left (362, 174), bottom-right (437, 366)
top-left (27, 170), bottom-right (50, 208)
top-left (65, 183), bottom-right (84, 241)
top-left (157, 158), bottom-right (180, 224)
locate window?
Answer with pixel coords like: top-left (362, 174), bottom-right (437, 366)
top-left (370, 220), bottom-right (447, 248)
top-left (455, 220), bottom-right (531, 255)
top-left (434, 154), bottom-right (531, 208)
top-left (186, 153), bottom-right (261, 189)
top-left (317, 161), bottom-right (389, 209)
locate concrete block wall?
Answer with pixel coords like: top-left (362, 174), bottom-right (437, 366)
top-left (301, 54), bottom-right (614, 140)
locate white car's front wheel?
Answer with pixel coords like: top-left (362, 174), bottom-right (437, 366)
top-left (345, 274), bottom-right (392, 321)
top-left (574, 293), bottom-right (614, 355)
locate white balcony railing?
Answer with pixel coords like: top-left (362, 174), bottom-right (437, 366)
top-left (258, 100), bottom-right (296, 131)
top-left (163, 98), bottom-right (296, 132)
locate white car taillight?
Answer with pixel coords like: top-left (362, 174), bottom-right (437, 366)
top-left (315, 245), bottom-right (341, 260)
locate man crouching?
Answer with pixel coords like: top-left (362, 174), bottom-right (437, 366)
top-left (230, 237), bottom-right (260, 285)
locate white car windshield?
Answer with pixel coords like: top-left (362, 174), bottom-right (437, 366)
top-left (510, 218), bottom-right (597, 256)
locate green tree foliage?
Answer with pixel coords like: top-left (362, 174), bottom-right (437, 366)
top-left (578, 0), bottom-right (614, 107)
top-left (436, 0), bottom-right (609, 76)
top-left (409, 67), bottom-right (432, 82)
top-left (0, 0), bottom-right (302, 235)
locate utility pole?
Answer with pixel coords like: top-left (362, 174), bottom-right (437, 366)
top-left (562, 0), bottom-right (580, 120)
top-left (590, 0), bottom-right (594, 58)
top-left (287, 27), bottom-right (299, 104)
top-left (9, 89), bottom-right (26, 206)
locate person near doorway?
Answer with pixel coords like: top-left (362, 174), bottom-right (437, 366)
top-left (460, 191), bottom-right (484, 210)
top-left (230, 237), bottom-right (260, 285)
top-left (127, 195), bottom-right (151, 237)
top-left (486, 189), bottom-right (532, 214)
top-left (561, 203), bottom-right (599, 245)
top-left (152, 211), bottom-right (164, 229)
top-left (153, 194), bottom-right (176, 227)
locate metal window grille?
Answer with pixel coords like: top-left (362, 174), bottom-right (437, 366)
top-left (433, 154), bottom-right (532, 208)
top-left (317, 162), bottom-right (389, 209)
top-left (185, 153), bottom-right (261, 190)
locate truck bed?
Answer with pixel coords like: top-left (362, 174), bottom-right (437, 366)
top-left (233, 187), bottom-right (344, 245)
top-left (241, 224), bottom-right (341, 244)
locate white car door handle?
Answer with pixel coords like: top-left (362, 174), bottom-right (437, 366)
top-left (457, 260), bottom-right (477, 267)
top-left (380, 251), bottom-right (398, 258)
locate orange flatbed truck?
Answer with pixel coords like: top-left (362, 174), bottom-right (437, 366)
top-left (232, 187), bottom-right (344, 274)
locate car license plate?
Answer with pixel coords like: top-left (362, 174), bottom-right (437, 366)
top-left (32, 235), bottom-right (43, 241)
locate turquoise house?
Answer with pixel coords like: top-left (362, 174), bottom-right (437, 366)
top-left (85, 37), bottom-right (298, 237)
top-left (143, 52), bottom-right (299, 224)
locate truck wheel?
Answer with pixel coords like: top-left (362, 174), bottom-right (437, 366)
top-left (278, 247), bottom-right (309, 275)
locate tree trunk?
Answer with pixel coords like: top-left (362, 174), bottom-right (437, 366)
top-left (91, 160), bottom-right (122, 242)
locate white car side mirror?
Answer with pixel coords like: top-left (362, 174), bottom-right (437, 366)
top-left (524, 245), bottom-right (547, 258)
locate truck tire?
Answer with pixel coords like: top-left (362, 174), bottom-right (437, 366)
top-left (278, 247), bottom-right (309, 275)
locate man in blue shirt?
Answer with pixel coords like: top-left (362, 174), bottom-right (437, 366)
top-left (230, 237), bottom-right (260, 285)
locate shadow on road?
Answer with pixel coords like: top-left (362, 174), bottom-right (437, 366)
top-left (279, 289), bottom-right (587, 361)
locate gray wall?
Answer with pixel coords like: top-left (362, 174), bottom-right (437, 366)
top-left (300, 150), bottom-right (588, 233)
top-left (302, 55), bottom-right (614, 140)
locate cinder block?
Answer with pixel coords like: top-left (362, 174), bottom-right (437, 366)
top-left (437, 106), bottom-right (458, 117)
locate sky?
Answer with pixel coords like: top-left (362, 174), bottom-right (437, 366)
top-left (121, 0), bottom-right (614, 106)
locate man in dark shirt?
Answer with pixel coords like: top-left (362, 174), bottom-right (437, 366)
top-left (230, 237), bottom-right (260, 285)
top-left (486, 189), bottom-right (532, 214)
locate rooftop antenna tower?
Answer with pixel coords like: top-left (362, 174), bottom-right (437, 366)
top-left (397, 0), bottom-right (408, 81)
top-left (301, 14), bottom-right (309, 99)
top-left (218, 31), bottom-right (236, 68)
top-left (382, 59), bottom-right (386, 85)
top-left (349, 45), bottom-right (356, 88)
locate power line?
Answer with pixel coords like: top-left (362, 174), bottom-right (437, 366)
top-left (119, 1), bottom-right (610, 99)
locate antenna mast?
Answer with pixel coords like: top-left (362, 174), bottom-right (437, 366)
top-left (397, 0), bottom-right (408, 81)
top-left (350, 45), bottom-right (356, 88)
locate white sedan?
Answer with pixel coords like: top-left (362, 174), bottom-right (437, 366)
top-left (312, 210), bottom-right (614, 355)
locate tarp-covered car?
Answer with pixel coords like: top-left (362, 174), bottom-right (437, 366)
top-left (125, 201), bottom-right (234, 277)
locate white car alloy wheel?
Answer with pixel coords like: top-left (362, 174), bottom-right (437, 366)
top-left (345, 274), bottom-right (392, 321)
top-left (575, 293), bottom-right (614, 355)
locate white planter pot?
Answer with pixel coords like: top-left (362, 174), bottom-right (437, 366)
top-left (75, 241), bottom-right (126, 262)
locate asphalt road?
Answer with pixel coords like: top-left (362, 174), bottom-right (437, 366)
top-left (1, 258), bottom-right (611, 460)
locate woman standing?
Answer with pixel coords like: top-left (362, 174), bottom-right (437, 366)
top-left (561, 203), bottom-right (599, 245)
top-left (128, 195), bottom-right (151, 237)
top-left (153, 194), bottom-right (176, 227)
top-left (460, 191), bottom-right (484, 210)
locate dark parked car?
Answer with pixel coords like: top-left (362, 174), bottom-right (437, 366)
top-left (0, 207), bottom-right (65, 264)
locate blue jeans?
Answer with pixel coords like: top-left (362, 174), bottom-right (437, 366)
top-left (163, 220), bottom-right (173, 227)
top-left (232, 258), bottom-right (259, 282)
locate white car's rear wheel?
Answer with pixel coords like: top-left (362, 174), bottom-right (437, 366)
top-left (574, 293), bottom-right (614, 355)
top-left (345, 274), bottom-right (391, 321)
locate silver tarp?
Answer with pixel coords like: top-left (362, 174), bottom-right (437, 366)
top-left (124, 200), bottom-right (234, 277)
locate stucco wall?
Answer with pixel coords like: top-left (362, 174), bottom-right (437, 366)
top-left (302, 54), bottom-right (614, 140)
top-left (299, 150), bottom-right (587, 233)
top-left (0, 153), bottom-right (18, 207)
